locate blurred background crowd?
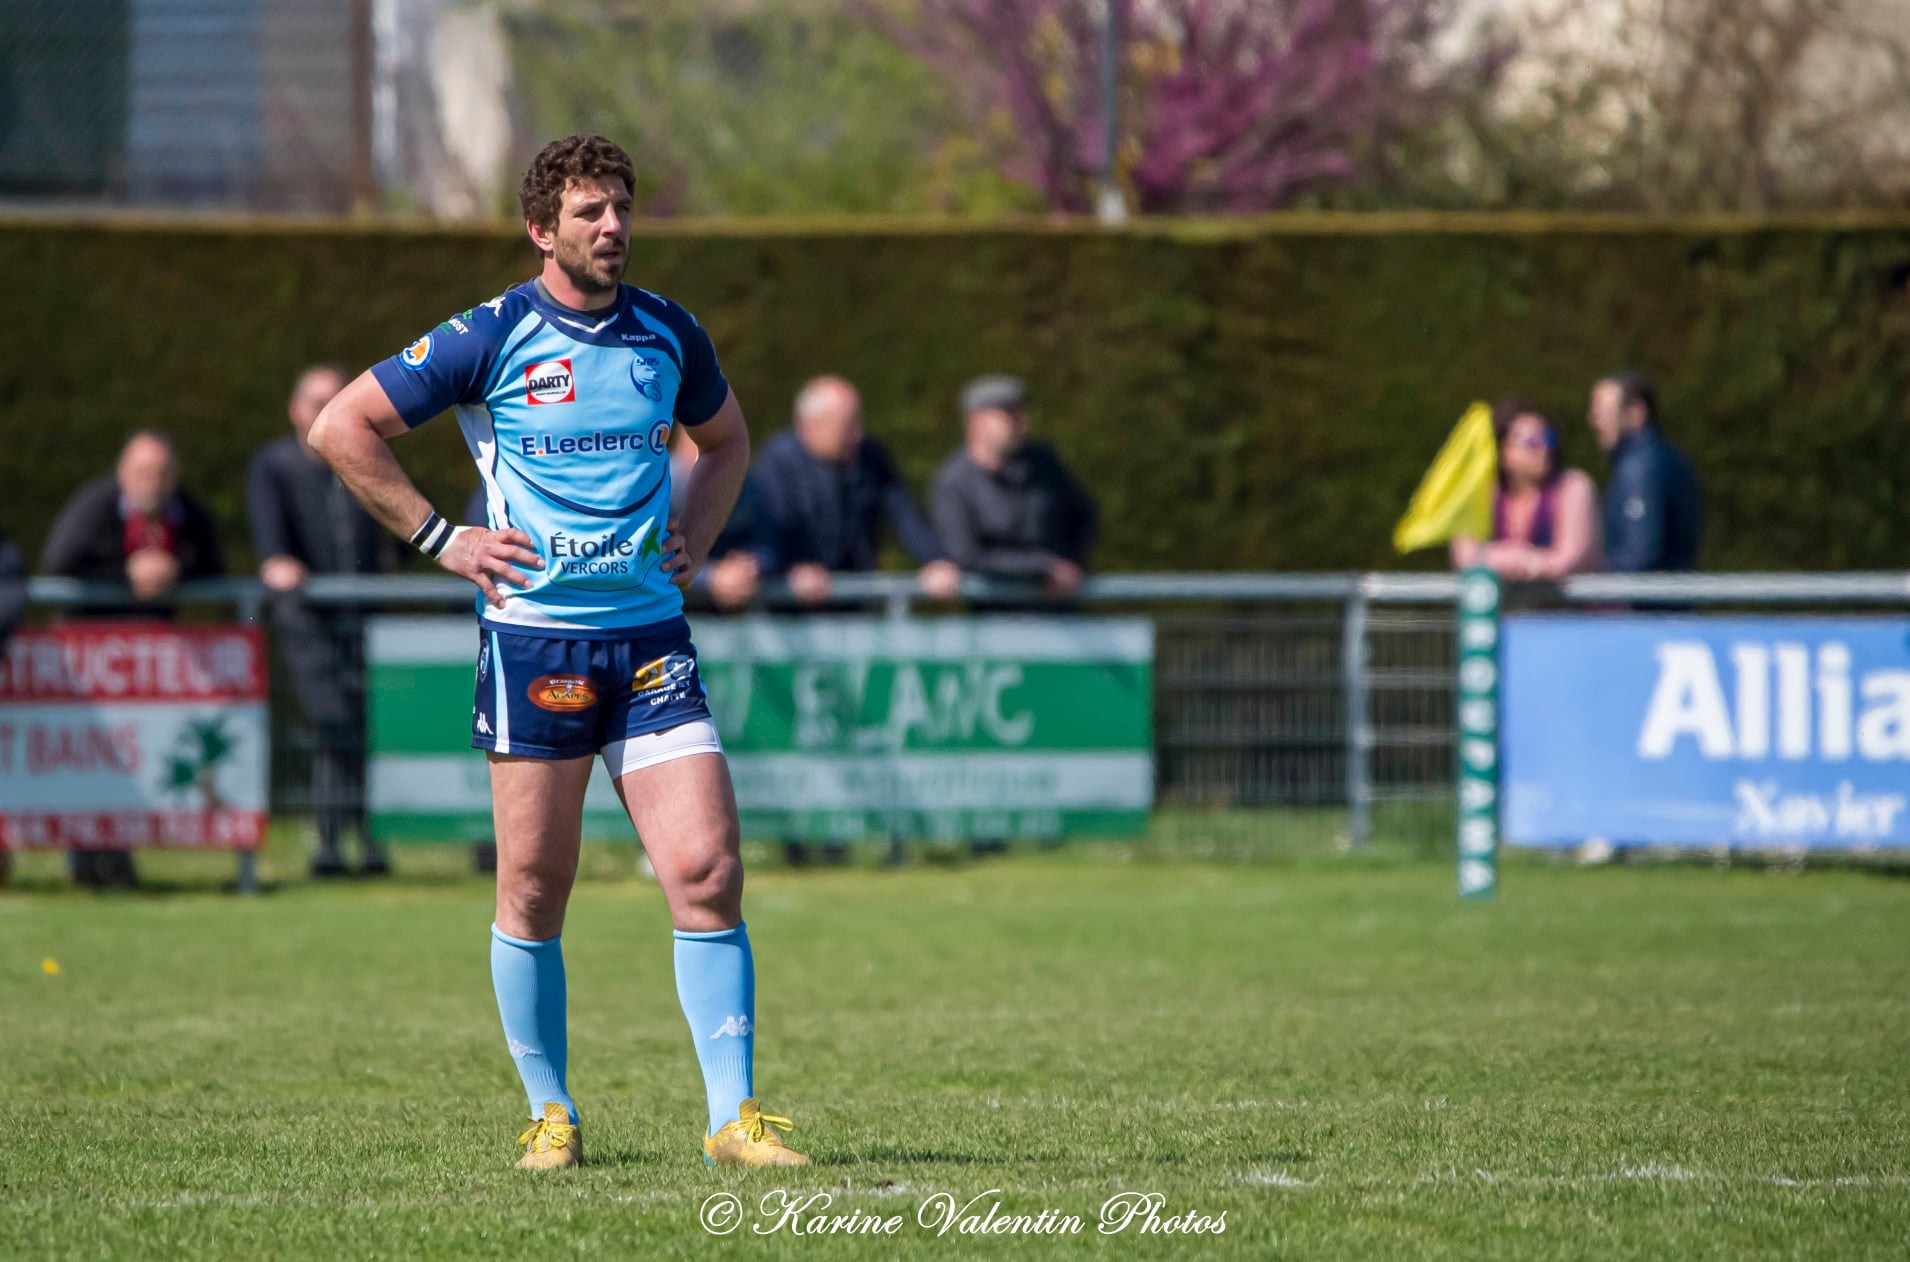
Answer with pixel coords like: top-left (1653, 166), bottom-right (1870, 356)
top-left (2, 0), bottom-right (1908, 887)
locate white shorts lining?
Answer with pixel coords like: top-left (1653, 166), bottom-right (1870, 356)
top-left (600, 718), bottom-right (725, 778)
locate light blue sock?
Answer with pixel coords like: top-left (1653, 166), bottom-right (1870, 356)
top-left (490, 924), bottom-right (577, 1125)
top-left (673, 922), bottom-right (755, 1136)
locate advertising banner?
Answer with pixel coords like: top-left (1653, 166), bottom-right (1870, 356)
top-left (1502, 616), bottom-right (1910, 849)
top-left (0, 623), bottom-right (270, 850)
top-left (367, 616), bottom-right (1155, 843)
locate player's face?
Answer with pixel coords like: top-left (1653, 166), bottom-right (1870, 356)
top-left (550, 177), bottom-right (633, 294)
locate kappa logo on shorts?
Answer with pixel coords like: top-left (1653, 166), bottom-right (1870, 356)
top-left (525, 358), bottom-right (577, 405)
top-left (528, 674), bottom-right (598, 712)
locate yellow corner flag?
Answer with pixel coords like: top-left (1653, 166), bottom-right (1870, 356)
top-left (1393, 401), bottom-right (1497, 554)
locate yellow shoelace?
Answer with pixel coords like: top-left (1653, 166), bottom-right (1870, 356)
top-left (744, 1109), bottom-right (796, 1145)
top-left (518, 1117), bottom-right (576, 1152)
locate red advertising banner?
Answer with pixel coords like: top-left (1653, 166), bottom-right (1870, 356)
top-left (0, 624), bottom-right (269, 851)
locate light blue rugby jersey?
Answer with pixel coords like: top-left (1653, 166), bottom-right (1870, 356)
top-left (370, 279), bottom-right (729, 638)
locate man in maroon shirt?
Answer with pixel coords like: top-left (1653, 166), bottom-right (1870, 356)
top-left (40, 431), bottom-right (224, 617)
top-left (39, 432), bottom-right (225, 885)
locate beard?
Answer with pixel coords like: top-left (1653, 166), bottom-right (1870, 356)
top-left (554, 236), bottom-right (626, 294)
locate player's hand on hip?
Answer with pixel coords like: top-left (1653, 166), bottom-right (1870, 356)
top-left (660, 519), bottom-right (700, 589)
top-left (441, 526), bottom-right (543, 609)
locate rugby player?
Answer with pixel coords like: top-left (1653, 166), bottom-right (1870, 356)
top-left (309, 134), bottom-right (806, 1169)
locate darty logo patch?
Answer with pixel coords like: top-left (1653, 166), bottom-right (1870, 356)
top-left (528, 674), bottom-right (597, 712)
top-left (525, 359), bottom-right (576, 405)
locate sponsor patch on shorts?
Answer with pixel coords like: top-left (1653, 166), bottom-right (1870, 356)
top-left (527, 674), bottom-right (598, 712)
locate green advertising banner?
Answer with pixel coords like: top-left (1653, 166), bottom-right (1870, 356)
top-left (366, 616), bottom-right (1155, 843)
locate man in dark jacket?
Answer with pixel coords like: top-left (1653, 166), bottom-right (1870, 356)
top-left (40, 432), bottom-right (223, 886)
top-left (40, 431), bottom-right (225, 614)
top-left (931, 375), bottom-right (1098, 598)
top-left (249, 364), bottom-right (393, 877)
top-left (753, 376), bottom-right (961, 606)
top-left (1588, 371), bottom-right (1702, 573)
top-left (0, 525), bottom-right (24, 649)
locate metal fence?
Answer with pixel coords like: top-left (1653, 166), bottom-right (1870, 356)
top-left (17, 570), bottom-right (1910, 872)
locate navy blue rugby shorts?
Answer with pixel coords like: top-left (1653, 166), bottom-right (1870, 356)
top-left (470, 616), bottom-right (715, 760)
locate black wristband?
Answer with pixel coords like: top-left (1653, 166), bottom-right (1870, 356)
top-left (410, 511), bottom-right (454, 558)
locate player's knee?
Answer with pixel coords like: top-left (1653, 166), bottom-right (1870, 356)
top-left (667, 844), bottom-right (741, 909)
top-left (498, 863), bottom-right (573, 937)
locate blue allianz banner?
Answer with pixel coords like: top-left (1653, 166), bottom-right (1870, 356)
top-left (1502, 617), bottom-right (1910, 849)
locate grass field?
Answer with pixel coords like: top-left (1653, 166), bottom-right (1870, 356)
top-left (2, 836), bottom-right (1907, 1260)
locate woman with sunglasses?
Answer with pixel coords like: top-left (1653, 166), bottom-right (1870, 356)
top-left (1451, 397), bottom-right (1603, 581)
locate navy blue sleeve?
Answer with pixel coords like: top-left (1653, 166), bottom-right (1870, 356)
top-left (1604, 450), bottom-right (1668, 573)
top-left (368, 299), bottom-right (514, 429)
top-left (869, 440), bottom-right (945, 564)
top-left (749, 437), bottom-right (816, 567)
top-left (663, 302), bottom-right (730, 426)
top-left (1056, 453), bottom-right (1099, 566)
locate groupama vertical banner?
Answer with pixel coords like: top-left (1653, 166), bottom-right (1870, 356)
top-left (0, 624), bottom-right (270, 850)
top-left (1502, 617), bottom-right (1910, 848)
top-left (365, 616), bottom-right (1155, 842)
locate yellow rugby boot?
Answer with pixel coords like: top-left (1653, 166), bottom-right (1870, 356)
top-left (702, 1098), bottom-right (810, 1167)
top-left (516, 1101), bottom-right (583, 1170)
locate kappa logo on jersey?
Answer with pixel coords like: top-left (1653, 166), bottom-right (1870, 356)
top-left (527, 674), bottom-right (598, 712)
top-left (630, 354), bottom-right (663, 402)
top-left (525, 359), bottom-right (576, 405)
top-left (400, 335), bottom-right (433, 370)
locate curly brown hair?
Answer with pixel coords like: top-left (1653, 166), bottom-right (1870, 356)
top-left (518, 134), bottom-right (635, 233)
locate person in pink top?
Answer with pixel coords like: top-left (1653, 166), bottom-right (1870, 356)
top-left (1451, 397), bottom-right (1603, 581)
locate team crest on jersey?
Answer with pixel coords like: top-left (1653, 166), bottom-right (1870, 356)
top-left (528, 674), bottom-right (597, 712)
top-left (630, 353), bottom-right (663, 402)
top-left (400, 335), bottom-right (433, 370)
top-left (525, 359), bottom-right (576, 405)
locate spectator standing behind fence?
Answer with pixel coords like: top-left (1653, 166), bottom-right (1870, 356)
top-left (1450, 399), bottom-right (1603, 582)
top-left (753, 375), bottom-right (961, 607)
top-left (0, 524), bottom-right (24, 650)
top-left (931, 375), bottom-right (1098, 599)
top-left (40, 432), bottom-right (224, 615)
top-left (249, 365), bottom-right (394, 879)
top-left (671, 426), bottom-right (780, 612)
top-left (39, 432), bottom-right (224, 888)
top-left (1587, 371), bottom-right (1702, 572)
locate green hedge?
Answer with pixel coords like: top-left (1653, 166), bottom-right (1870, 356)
top-left (5, 214), bottom-right (1909, 574)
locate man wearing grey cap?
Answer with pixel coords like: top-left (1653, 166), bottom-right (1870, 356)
top-left (931, 375), bottom-right (1098, 599)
